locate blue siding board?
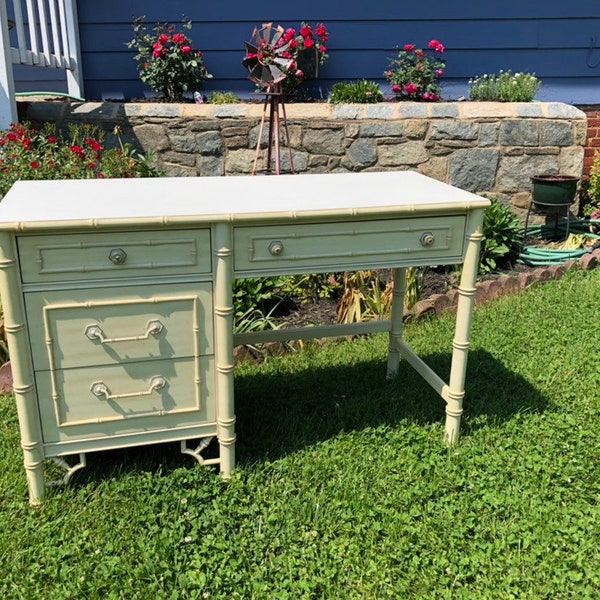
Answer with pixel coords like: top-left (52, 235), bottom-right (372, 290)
top-left (77, 1), bottom-right (600, 22)
top-left (11, 1), bottom-right (600, 103)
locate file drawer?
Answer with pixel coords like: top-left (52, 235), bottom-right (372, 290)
top-left (25, 282), bottom-right (214, 371)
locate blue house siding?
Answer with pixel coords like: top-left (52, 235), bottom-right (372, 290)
top-left (12, 1), bottom-right (600, 104)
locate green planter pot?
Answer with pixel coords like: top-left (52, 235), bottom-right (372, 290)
top-left (531, 174), bottom-right (579, 213)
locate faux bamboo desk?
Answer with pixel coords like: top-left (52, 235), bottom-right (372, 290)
top-left (0, 171), bottom-right (489, 504)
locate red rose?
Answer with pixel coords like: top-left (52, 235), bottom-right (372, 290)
top-left (405, 83), bottom-right (418, 95)
top-left (316, 23), bottom-right (328, 41)
top-left (404, 44), bottom-right (415, 52)
top-left (428, 39), bottom-right (444, 53)
top-left (181, 46), bottom-right (191, 53)
top-left (303, 37), bottom-right (315, 49)
top-left (300, 25), bottom-right (313, 38)
top-left (30, 161), bottom-right (39, 169)
top-left (85, 139), bottom-right (101, 152)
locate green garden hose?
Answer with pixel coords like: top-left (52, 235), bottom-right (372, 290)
top-left (15, 91), bottom-right (85, 102)
top-left (518, 219), bottom-right (600, 266)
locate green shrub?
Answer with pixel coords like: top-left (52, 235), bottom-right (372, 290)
top-left (579, 153), bottom-right (600, 220)
top-left (480, 198), bottom-right (523, 272)
top-left (328, 80), bottom-right (384, 104)
top-left (281, 273), bottom-right (342, 304)
top-left (468, 70), bottom-right (541, 102)
top-left (233, 277), bottom-right (286, 333)
top-left (208, 91), bottom-right (239, 104)
top-left (0, 122), bottom-right (162, 201)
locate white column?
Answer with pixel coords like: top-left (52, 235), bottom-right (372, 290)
top-left (0, 1), bottom-right (18, 129)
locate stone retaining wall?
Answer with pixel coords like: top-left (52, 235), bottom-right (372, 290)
top-left (22, 100), bottom-right (587, 217)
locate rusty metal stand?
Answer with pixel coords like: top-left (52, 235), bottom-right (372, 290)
top-left (252, 83), bottom-right (294, 175)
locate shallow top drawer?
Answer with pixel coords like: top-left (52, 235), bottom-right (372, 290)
top-left (17, 229), bottom-right (211, 283)
top-left (234, 216), bottom-right (466, 275)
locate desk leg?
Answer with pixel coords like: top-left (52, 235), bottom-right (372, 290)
top-left (445, 210), bottom-right (485, 444)
top-left (0, 233), bottom-right (45, 504)
top-left (387, 267), bottom-right (407, 379)
top-left (214, 224), bottom-right (236, 477)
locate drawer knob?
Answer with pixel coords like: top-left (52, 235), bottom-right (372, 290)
top-left (109, 248), bottom-right (127, 265)
top-left (268, 240), bottom-right (284, 256)
top-left (420, 232), bottom-right (435, 247)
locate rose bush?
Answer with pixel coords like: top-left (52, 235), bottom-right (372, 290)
top-left (277, 22), bottom-right (329, 94)
top-left (0, 122), bottom-right (161, 200)
top-left (384, 39), bottom-right (445, 101)
top-left (128, 16), bottom-right (212, 102)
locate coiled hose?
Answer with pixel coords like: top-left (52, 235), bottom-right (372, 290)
top-left (518, 219), bottom-right (600, 266)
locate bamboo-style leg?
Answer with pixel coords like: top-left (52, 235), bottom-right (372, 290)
top-left (213, 224), bottom-right (236, 477)
top-left (444, 208), bottom-right (485, 444)
top-left (0, 233), bottom-right (45, 504)
top-left (386, 267), bottom-right (407, 379)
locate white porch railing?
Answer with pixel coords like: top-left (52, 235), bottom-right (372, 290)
top-left (0, 0), bottom-right (82, 129)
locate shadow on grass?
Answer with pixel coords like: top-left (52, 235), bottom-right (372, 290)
top-left (234, 348), bottom-right (547, 465)
top-left (62, 348), bottom-right (546, 489)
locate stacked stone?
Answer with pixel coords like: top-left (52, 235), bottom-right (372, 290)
top-left (24, 100), bottom-right (586, 217)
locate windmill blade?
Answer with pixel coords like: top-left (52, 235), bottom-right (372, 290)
top-left (243, 23), bottom-right (290, 87)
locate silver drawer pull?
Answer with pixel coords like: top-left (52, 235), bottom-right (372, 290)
top-left (420, 232), bottom-right (435, 247)
top-left (85, 319), bottom-right (164, 343)
top-left (109, 248), bottom-right (127, 265)
top-left (268, 240), bottom-right (284, 256)
top-left (90, 376), bottom-right (167, 401)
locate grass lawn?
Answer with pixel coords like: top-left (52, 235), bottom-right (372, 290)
top-left (1, 267), bottom-right (599, 598)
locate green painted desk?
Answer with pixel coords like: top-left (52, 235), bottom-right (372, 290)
top-left (0, 171), bottom-right (489, 504)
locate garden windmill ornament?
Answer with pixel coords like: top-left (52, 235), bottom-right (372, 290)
top-left (243, 23), bottom-right (294, 175)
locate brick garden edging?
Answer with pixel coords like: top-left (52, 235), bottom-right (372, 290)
top-left (408, 248), bottom-right (600, 320)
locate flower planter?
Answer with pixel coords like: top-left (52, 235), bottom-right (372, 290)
top-left (531, 174), bottom-right (579, 213)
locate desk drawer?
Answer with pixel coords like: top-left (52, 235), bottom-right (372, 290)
top-left (234, 216), bottom-right (466, 274)
top-left (18, 229), bottom-right (211, 283)
top-left (25, 282), bottom-right (213, 371)
top-left (35, 356), bottom-right (215, 444)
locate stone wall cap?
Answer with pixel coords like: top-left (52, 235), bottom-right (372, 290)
top-left (22, 99), bottom-right (585, 121)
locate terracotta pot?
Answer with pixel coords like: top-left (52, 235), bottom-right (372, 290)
top-left (531, 174), bottom-right (579, 212)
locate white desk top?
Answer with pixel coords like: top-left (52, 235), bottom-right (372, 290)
top-left (0, 171), bottom-right (489, 230)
